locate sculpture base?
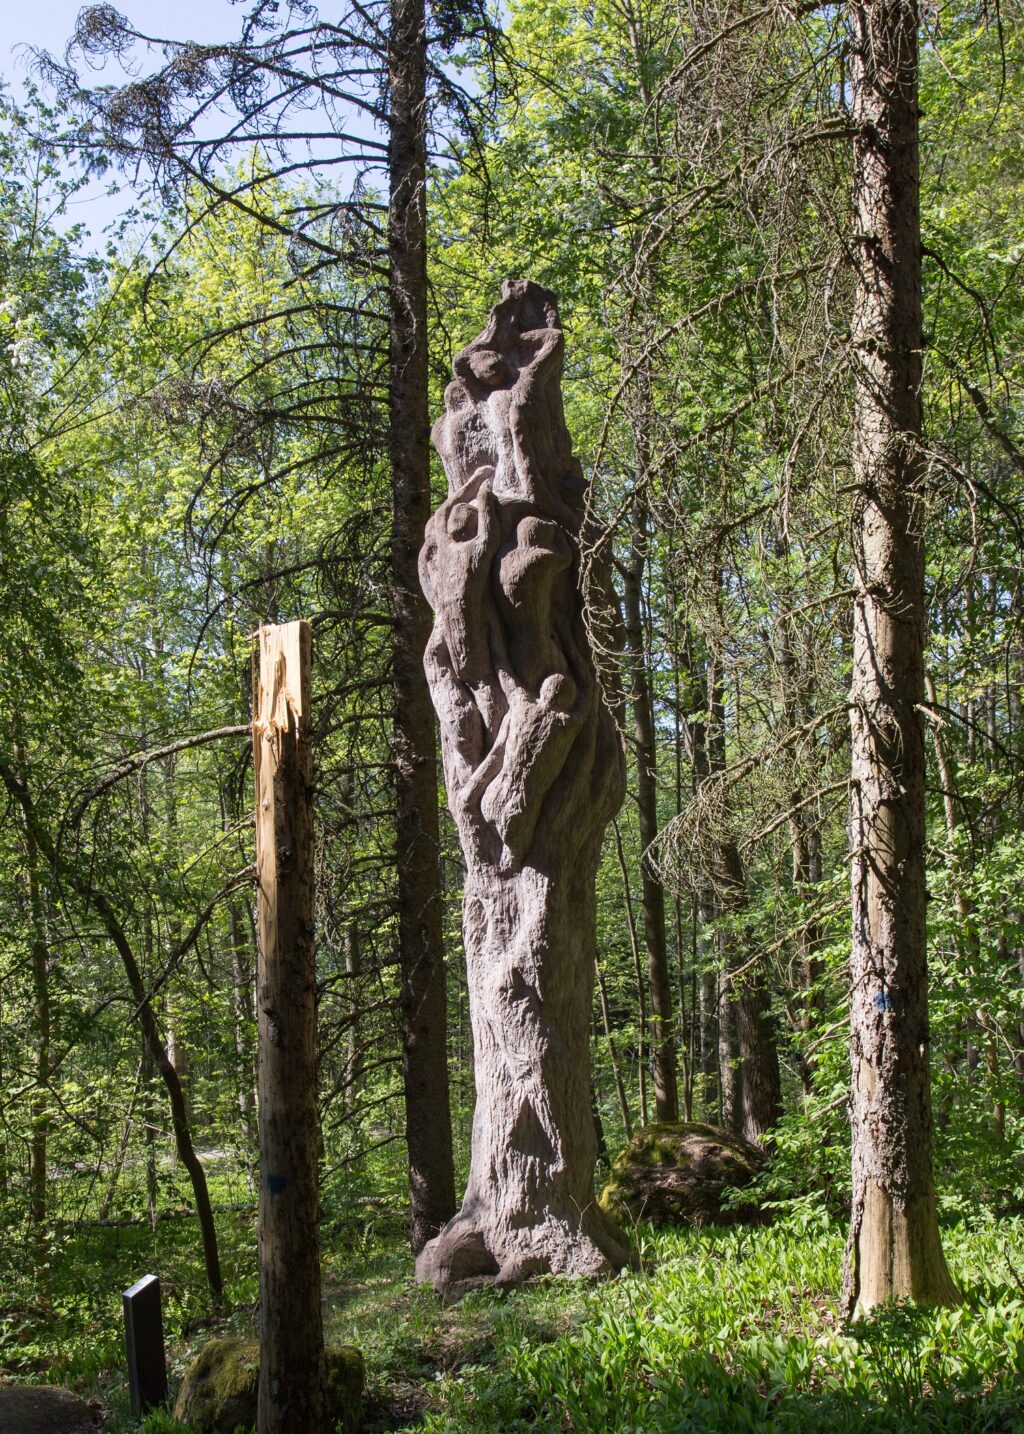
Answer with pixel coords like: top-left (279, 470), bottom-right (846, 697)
top-left (415, 1202), bottom-right (632, 1301)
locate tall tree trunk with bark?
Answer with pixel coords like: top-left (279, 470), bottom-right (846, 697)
top-left (843, 0), bottom-right (960, 1316)
top-left (623, 495), bottom-right (679, 1121)
top-left (679, 632), bottom-right (721, 1121)
top-left (388, 0), bottom-right (457, 1255)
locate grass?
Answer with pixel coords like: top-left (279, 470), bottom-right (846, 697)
top-left (2, 1172), bottom-right (1024, 1433)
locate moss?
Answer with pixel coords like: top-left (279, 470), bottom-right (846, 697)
top-left (324, 1346), bottom-right (364, 1434)
top-left (173, 1339), bottom-right (363, 1433)
top-left (599, 1121), bottom-right (765, 1229)
top-left (0, 1385), bottom-right (100, 1433)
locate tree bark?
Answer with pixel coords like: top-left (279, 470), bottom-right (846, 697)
top-left (229, 902), bottom-right (258, 1160)
top-left (705, 664), bottom-right (781, 1144)
top-left (734, 967), bottom-right (783, 1144)
top-left (843, 0), bottom-right (960, 1316)
top-left (596, 957), bottom-right (633, 1139)
top-left (680, 634), bottom-right (720, 1120)
top-left (717, 957), bottom-right (740, 1133)
top-left (416, 282), bottom-right (629, 1296)
top-left (253, 621), bottom-right (326, 1434)
top-left (622, 496), bottom-right (678, 1121)
top-left (388, 0), bottom-right (457, 1256)
top-left (614, 819), bottom-right (649, 1127)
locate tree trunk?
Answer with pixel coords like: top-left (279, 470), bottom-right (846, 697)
top-left (416, 282), bottom-right (630, 1296)
top-left (734, 971), bottom-right (783, 1144)
top-left (622, 496), bottom-right (678, 1121)
top-left (717, 958), bottom-right (740, 1133)
top-left (229, 902), bottom-right (258, 1161)
top-left (253, 621), bottom-right (326, 1434)
top-left (681, 634), bottom-right (720, 1121)
top-left (596, 957), bottom-right (632, 1139)
top-left (614, 820), bottom-right (649, 1126)
top-left (706, 671), bottom-right (781, 1145)
top-left (344, 924), bottom-right (363, 1116)
top-left (0, 758), bottom-right (223, 1299)
top-left (843, 0), bottom-right (960, 1316)
top-left (699, 964), bottom-right (719, 1121)
top-left (388, 0), bottom-right (457, 1256)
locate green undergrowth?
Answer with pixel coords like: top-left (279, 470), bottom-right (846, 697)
top-left (336, 1213), bottom-right (1024, 1434)
top-left (3, 1177), bottom-right (1024, 1432)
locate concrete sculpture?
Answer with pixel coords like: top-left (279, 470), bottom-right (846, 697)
top-left (416, 280), bottom-right (628, 1295)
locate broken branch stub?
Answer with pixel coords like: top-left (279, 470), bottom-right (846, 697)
top-left (416, 280), bottom-right (629, 1296)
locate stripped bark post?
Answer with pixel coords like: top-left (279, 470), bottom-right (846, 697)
top-left (253, 621), bottom-right (326, 1433)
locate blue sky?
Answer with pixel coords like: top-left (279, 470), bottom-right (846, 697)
top-left (0, 0), bottom-right (246, 74)
top-left (0, 1), bottom-right (260, 239)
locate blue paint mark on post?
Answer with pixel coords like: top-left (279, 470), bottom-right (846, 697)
top-left (267, 1172), bottom-right (287, 1196)
top-left (874, 989), bottom-right (893, 1013)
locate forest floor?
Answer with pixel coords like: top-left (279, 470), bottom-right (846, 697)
top-left (2, 1164), bottom-right (1024, 1433)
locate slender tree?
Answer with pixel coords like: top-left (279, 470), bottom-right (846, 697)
top-left (389, 0), bottom-right (458, 1252)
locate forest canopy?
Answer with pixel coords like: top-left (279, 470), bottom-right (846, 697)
top-left (1, 0), bottom-right (1024, 1429)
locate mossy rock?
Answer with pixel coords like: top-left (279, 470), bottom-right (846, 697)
top-left (173, 1338), bottom-right (363, 1433)
top-left (599, 1121), bottom-right (766, 1229)
top-left (0, 1385), bottom-right (102, 1433)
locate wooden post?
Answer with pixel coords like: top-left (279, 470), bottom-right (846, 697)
top-left (253, 621), bottom-right (326, 1433)
top-left (123, 1274), bottom-right (167, 1415)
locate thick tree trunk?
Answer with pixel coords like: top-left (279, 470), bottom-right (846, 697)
top-left (734, 973), bottom-right (783, 1144)
top-left (623, 497), bottom-right (679, 1122)
top-left (253, 622), bottom-right (326, 1434)
top-left (843, 0), bottom-right (960, 1317)
top-left (416, 282), bottom-right (629, 1296)
top-left (388, 0), bottom-right (457, 1256)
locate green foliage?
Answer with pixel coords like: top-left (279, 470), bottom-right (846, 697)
top-left (4, 1207), bottom-right (1023, 1433)
top-left (399, 1220), bottom-right (1024, 1434)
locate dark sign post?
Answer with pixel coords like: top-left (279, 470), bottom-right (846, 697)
top-left (123, 1273), bottom-right (168, 1414)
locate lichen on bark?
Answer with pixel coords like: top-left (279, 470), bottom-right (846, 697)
top-left (416, 280), bottom-right (629, 1296)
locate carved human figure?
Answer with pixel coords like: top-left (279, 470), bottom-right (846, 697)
top-left (416, 280), bottom-right (629, 1296)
